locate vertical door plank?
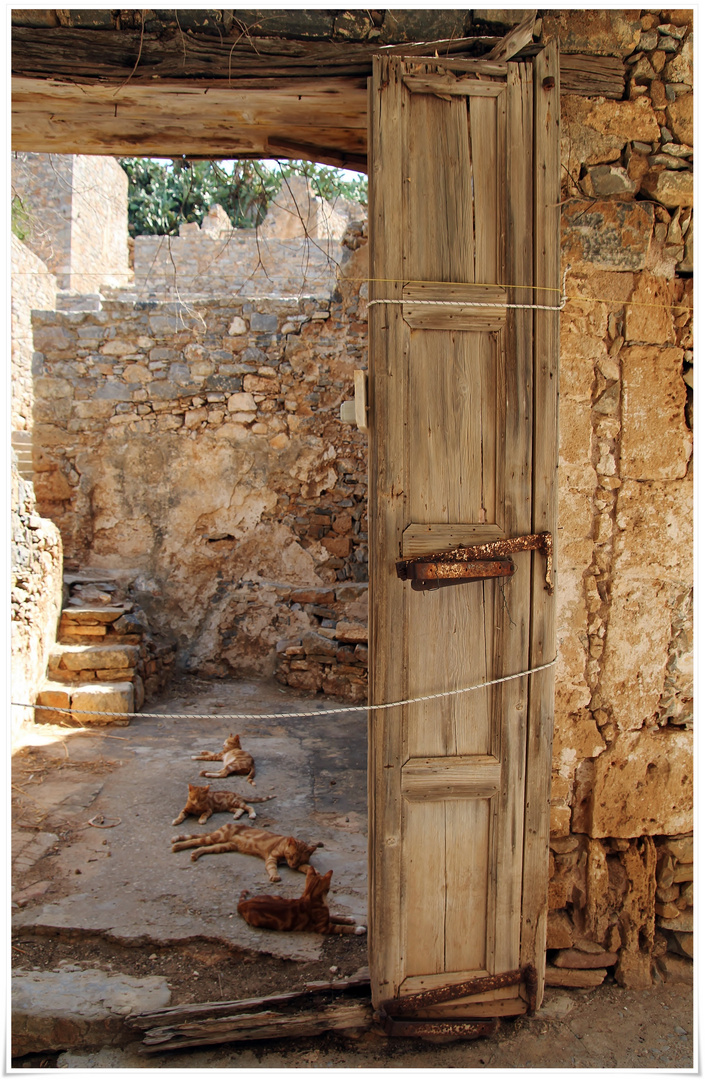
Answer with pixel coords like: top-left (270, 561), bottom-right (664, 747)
top-left (491, 59), bottom-right (534, 978)
top-left (407, 86), bottom-right (474, 284)
top-left (402, 800), bottom-right (446, 976)
top-left (368, 54), bottom-right (408, 1008)
top-left (469, 94), bottom-right (500, 284)
top-left (521, 39), bottom-right (560, 1003)
top-left (445, 798), bottom-right (491, 972)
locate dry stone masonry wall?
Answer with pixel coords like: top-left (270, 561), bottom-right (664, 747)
top-left (31, 225), bottom-right (370, 694)
top-left (546, 6), bottom-right (693, 988)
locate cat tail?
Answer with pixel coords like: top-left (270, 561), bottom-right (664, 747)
top-left (250, 794), bottom-right (276, 803)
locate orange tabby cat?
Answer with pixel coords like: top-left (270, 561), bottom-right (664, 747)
top-left (171, 783), bottom-right (276, 826)
top-left (192, 734), bottom-right (256, 785)
top-left (238, 866), bottom-right (366, 935)
top-left (171, 822), bottom-right (322, 881)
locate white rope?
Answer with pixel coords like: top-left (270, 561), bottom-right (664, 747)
top-left (11, 657), bottom-right (556, 722)
top-left (367, 267), bottom-right (569, 313)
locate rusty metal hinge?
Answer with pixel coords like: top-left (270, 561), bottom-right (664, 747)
top-left (396, 532), bottom-right (553, 593)
top-left (378, 964), bottom-right (538, 1040)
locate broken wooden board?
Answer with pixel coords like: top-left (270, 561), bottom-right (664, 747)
top-left (127, 969), bottom-right (374, 1053)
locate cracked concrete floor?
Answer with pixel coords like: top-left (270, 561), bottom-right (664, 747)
top-left (12, 678), bottom-right (368, 965)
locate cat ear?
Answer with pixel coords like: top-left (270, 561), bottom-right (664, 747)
top-left (204, 784), bottom-right (210, 792)
top-left (323, 870), bottom-right (333, 883)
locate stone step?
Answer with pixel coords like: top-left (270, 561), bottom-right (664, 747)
top-left (58, 605), bottom-right (146, 646)
top-left (36, 680), bottom-right (137, 725)
top-left (48, 643), bottom-right (141, 682)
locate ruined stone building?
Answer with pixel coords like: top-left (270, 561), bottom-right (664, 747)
top-left (11, 8), bottom-right (692, 1008)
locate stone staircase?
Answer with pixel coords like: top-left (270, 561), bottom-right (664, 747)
top-left (35, 574), bottom-right (175, 725)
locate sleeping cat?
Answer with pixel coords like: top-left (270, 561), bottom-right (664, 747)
top-left (171, 822), bottom-right (322, 881)
top-left (238, 866), bottom-right (366, 935)
top-left (192, 734), bottom-right (256, 785)
top-left (171, 783), bottom-right (276, 826)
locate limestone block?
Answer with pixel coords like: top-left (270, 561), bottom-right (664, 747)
top-left (662, 835), bottom-right (693, 862)
top-left (620, 346), bottom-right (691, 479)
top-left (302, 631), bottom-right (337, 658)
top-left (625, 273), bottom-right (676, 345)
top-left (558, 334), bottom-right (603, 400)
top-left (615, 952), bottom-right (653, 990)
top-left (670, 931), bottom-right (693, 958)
top-left (561, 201), bottom-right (654, 272)
top-left (11, 969), bottom-right (171, 1056)
top-left (600, 579), bottom-right (672, 730)
top-left (555, 570), bottom-right (592, 715)
top-left (544, 966), bottom-right (606, 988)
top-left (613, 479), bottom-right (693, 583)
top-left (244, 374), bottom-right (279, 394)
top-left (552, 711), bottom-right (606, 781)
top-left (35, 683), bottom-right (71, 723)
top-left (641, 168), bottom-right (693, 208)
top-left (553, 948), bottom-right (618, 969)
top-left (558, 399), bottom-right (593, 468)
top-left (666, 93), bottom-right (693, 144)
top-left (657, 906), bottom-right (693, 932)
top-left (546, 911), bottom-right (574, 950)
top-left (227, 392), bottom-right (257, 412)
top-left (61, 607), bottom-right (125, 624)
top-left (655, 953), bottom-right (692, 983)
top-left (572, 728), bottom-right (692, 837)
top-left (55, 644), bottom-right (140, 671)
top-left (561, 96), bottom-right (659, 176)
top-left (581, 166), bottom-right (637, 199)
top-left (663, 32), bottom-right (693, 83)
top-left (71, 682), bottom-right (135, 724)
top-left (123, 363), bottom-right (151, 384)
top-left (334, 622), bottom-right (368, 644)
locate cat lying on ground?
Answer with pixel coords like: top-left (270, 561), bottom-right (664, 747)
top-left (192, 734), bottom-right (256, 785)
top-left (171, 783), bottom-right (276, 826)
top-left (237, 866), bottom-right (366, 935)
top-left (171, 822), bottom-right (323, 881)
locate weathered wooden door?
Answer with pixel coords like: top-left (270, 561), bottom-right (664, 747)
top-left (367, 45), bottom-right (560, 1022)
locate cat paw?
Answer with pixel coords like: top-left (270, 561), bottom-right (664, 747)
top-left (354, 926), bottom-right (367, 935)
top-left (190, 853), bottom-right (200, 862)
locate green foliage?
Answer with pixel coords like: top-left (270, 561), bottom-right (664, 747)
top-left (11, 194), bottom-right (33, 241)
top-left (119, 157), bottom-right (367, 237)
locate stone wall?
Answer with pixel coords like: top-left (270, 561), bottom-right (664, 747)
top-left (11, 153), bottom-right (130, 293)
top-left (544, 6), bottom-right (693, 987)
top-left (12, 235), bottom-right (56, 432)
top-left (31, 234), bottom-right (370, 688)
top-left (131, 180), bottom-right (364, 301)
top-left (11, 459), bottom-right (64, 748)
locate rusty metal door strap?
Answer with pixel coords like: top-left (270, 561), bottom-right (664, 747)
top-left (396, 532), bottom-right (553, 593)
top-left (377, 964), bottom-right (538, 1039)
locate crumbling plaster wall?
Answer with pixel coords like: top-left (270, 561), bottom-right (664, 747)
top-left (25, 8), bottom-right (693, 986)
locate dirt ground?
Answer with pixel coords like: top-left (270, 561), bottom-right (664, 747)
top-left (12, 677), bottom-right (695, 1070)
